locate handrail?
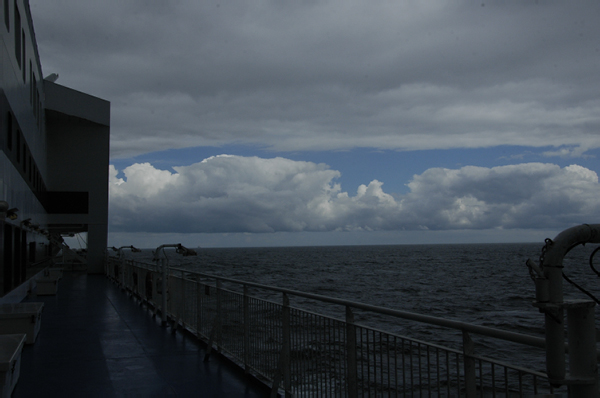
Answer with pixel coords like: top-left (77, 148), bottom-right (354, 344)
top-left (170, 265), bottom-right (546, 349)
top-left (108, 256), bottom-right (562, 396)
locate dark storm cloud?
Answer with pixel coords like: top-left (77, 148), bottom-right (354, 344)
top-left (29, 1), bottom-right (600, 157)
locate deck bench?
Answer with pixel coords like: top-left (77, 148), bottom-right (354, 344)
top-left (0, 303), bottom-right (44, 344)
top-left (0, 334), bottom-right (26, 398)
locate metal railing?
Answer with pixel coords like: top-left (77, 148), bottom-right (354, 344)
top-left (106, 256), bottom-right (566, 397)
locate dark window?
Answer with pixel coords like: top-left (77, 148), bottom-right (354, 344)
top-left (37, 92), bottom-right (41, 128)
top-left (15, 130), bottom-right (20, 162)
top-left (11, 227), bottom-right (21, 289)
top-left (21, 30), bottom-right (25, 82)
top-left (6, 112), bottom-right (12, 150)
top-left (42, 192), bottom-right (89, 214)
top-left (3, 224), bottom-right (13, 294)
top-left (4, 0), bottom-right (8, 31)
top-left (22, 142), bottom-right (26, 172)
top-left (29, 62), bottom-right (32, 103)
top-left (32, 76), bottom-right (37, 120)
top-left (28, 241), bottom-right (35, 265)
top-left (14, 2), bottom-right (20, 68)
top-left (18, 229), bottom-right (26, 285)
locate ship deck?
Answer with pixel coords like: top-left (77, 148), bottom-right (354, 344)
top-left (13, 271), bottom-right (270, 397)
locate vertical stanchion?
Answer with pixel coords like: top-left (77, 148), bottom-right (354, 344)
top-left (172, 269), bottom-right (184, 333)
top-left (462, 330), bottom-right (476, 398)
top-left (243, 284), bottom-right (250, 373)
top-left (282, 293), bottom-right (291, 397)
top-left (216, 279), bottom-right (222, 351)
top-left (204, 279), bottom-right (222, 361)
top-left (271, 293), bottom-right (292, 398)
top-left (544, 264), bottom-right (566, 383)
top-left (161, 257), bottom-right (168, 326)
top-left (120, 258), bottom-right (125, 287)
top-left (196, 279), bottom-right (201, 338)
top-left (346, 306), bottom-right (358, 398)
top-left (567, 303), bottom-right (598, 397)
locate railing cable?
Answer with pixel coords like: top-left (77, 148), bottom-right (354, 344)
top-left (589, 246), bottom-right (600, 277)
top-left (561, 272), bottom-right (600, 305)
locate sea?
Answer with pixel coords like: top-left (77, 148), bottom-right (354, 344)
top-left (126, 242), bottom-right (600, 375)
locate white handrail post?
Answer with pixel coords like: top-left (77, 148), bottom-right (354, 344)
top-left (216, 279), bottom-right (222, 350)
top-left (543, 255), bottom-right (566, 383)
top-left (172, 269), bottom-right (184, 333)
top-left (181, 269), bottom-right (185, 326)
top-left (161, 257), bottom-right (168, 326)
top-left (281, 293), bottom-right (291, 397)
top-left (196, 278), bottom-right (202, 338)
top-left (346, 306), bottom-right (358, 398)
top-left (462, 330), bottom-right (476, 398)
top-left (567, 303), bottom-right (598, 397)
top-left (243, 284), bottom-right (250, 373)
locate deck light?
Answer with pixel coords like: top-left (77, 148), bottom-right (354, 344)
top-left (152, 243), bottom-right (198, 326)
top-left (44, 73), bottom-right (59, 82)
top-left (0, 202), bottom-right (19, 220)
top-left (112, 245), bottom-right (142, 258)
top-left (176, 244), bottom-right (197, 257)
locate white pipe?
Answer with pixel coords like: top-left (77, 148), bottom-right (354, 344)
top-left (539, 224), bottom-right (600, 393)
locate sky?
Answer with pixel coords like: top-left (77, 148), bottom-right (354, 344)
top-left (28, 1), bottom-right (600, 248)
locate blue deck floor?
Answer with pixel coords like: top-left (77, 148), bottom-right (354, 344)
top-left (13, 272), bottom-right (271, 397)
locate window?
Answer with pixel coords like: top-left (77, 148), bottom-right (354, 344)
top-left (6, 112), bottom-right (12, 151)
top-left (14, 2), bottom-right (20, 68)
top-left (32, 74), bottom-right (38, 120)
top-left (29, 62), bottom-right (33, 104)
top-left (22, 30), bottom-right (26, 82)
top-left (15, 129), bottom-right (20, 162)
top-left (4, 0), bottom-right (8, 31)
top-left (22, 142), bottom-right (26, 172)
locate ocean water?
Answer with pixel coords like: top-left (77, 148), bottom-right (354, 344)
top-left (129, 242), bottom-right (600, 372)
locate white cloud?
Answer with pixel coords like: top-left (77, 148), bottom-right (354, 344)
top-left (109, 156), bottom-right (600, 234)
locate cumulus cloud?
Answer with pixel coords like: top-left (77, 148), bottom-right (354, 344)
top-left (109, 156), bottom-right (600, 234)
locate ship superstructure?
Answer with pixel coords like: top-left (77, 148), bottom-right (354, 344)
top-left (1, 0), bottom-right (110, 302)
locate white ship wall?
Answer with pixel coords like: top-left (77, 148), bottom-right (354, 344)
top-left (1, 0), bottom-right (110, 297)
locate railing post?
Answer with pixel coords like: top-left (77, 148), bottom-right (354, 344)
top-left (271, 293), bottom-right (292, 398)
top-left (196, 278), bottom-right (202, 338)
top-left (216, 279), bottom-right (222, 350)
top-left (172, 269), bottom-right (185, 333)
top-left (120, 258), bottom-right (125, 287)
top-left (181, 270), bottom-right (186, 327)
top-left (567, 302), bottom-right (598, 397)
top-left (462, 330), bottom-right (476, 398)
top-left (544, 262), bottom-right (566, 382)
top-left (243, 284), bottom-right (250, 373)
top-left (161, 257), bottom-right (168, 326)
top-left (282, 293), bottom-right (291, 397)
top-left (204, 279), bottom-right (222, 361)
top-left (346, 306), bottom-right (358, 398)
